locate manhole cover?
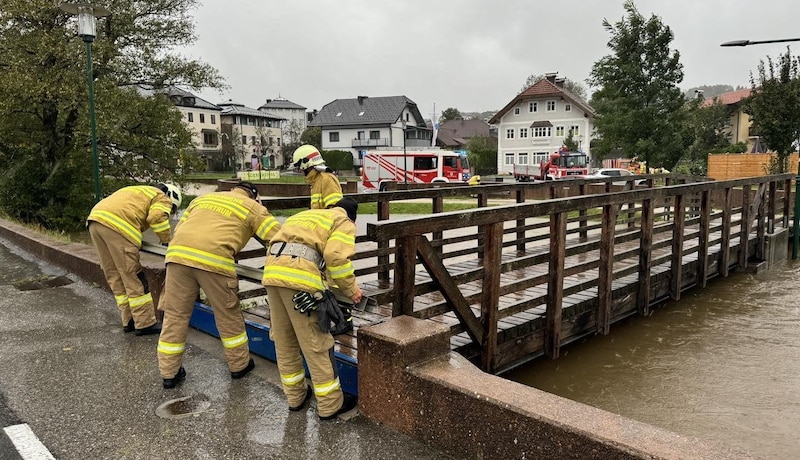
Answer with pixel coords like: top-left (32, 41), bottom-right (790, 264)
top-left (155, 394), bottom-right (211, 419)
top-left (13, 275), bottom-right (73, 291)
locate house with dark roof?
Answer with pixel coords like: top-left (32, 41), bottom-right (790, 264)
top-left (218, 99), bottom-right (286, 170)
top-left (436, 119), bottom-right (496, 150)
top-left (308, 95), bottom-right (433, 167)
top-left (702, 89), bottom-right (766, 153)
top-left (489, 73), bottom-right (595, 175)
top-left (258, 96), bottom-right (307, 148)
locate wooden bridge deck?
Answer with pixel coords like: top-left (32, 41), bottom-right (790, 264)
top-left (174, 173), bottom-right (793, 389)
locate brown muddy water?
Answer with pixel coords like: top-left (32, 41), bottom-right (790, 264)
top-left (506, 260), bottom-right (800, 459)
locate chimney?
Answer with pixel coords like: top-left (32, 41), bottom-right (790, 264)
top-left (265, 99), bottom-right (272, 104)
top-left (554, 77), bottom-right (566, 88)
top-left (545, 72), bottom-right (558, 83)
top-left (357, 95), bottom-right (368, 105)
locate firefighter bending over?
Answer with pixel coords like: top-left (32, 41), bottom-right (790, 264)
top-left (293, 144), bottom-right (343, 209)
top-left (87, 183), bottom-right (182, 336)
top-left (262, 197), bottom-right (362, 420)
top-left (157, 182), bottom-right (280, 389)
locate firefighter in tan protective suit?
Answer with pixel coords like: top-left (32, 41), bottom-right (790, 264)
top-left (87, 183), bottom-right (182, 336)
top-left (292, 145), bottom-right (343, 209)
top-left (157, 182), bottom-right (280, 389)
top-left (262, 197), bottom-right (362, 420)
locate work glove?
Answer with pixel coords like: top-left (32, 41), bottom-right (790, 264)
top-left (318, 290), bottom-right (352, 335)
top-left (293, 291), bottom-right (319, 316)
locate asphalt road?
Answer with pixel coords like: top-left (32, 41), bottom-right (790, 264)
top-left (0, 236), bottom-right (450, 460)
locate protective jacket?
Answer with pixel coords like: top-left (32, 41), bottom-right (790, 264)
top-left (87, 185), bottom-right (173, 246)
top-left (166, 188), bottom-right (280, 277)
top-left (306, 169), bottom-right (343, 209)
top-left (262, 207), bottom-right (358, 298)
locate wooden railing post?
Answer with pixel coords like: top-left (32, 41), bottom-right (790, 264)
top-left (739, 185), bottom-right (751, 269)
top-left (720, 187), bottom-right (732, 278)
top-left (756, 185), bottom-right (766, 261)
top-left (768, 180), bottom-right (776, 234)
top-left (477, 192), bottom-right (488, 260)
top-left (432, 196), bottom-right (444, 257)
top-left (516, 188), bottom-right (526, 252)
top-left (545, 210), bottom-right (566, 359)
top-left (670, 194), bottom-right (686, 300)
top-left (638, 197), bottom-right (654, 315)
top-left (378, 197), bottom-right (391, 282)
top-left (597, 203), bottom-right (617, 335)
top-left (393, 235), bottom-right (418, 317)
top-left (481, 222), bottom-right (503, 373)
top-left (579, 183), bottom-right (588, 240)
top-left (784, 178), bottom-right (792, 229)
top-left (698, 190), bottom-right (711, 288)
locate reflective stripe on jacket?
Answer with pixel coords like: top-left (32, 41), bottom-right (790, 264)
top-left (87, 185), bottom-right (173, 246)
top-left (306, 169), bottom-right (343, 209)
top-left (262, 207), bottom-right (358, 298)
top-left (166, 188), bottom-right (280, 277)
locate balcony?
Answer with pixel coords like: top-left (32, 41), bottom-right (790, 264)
top-left (352, 138), bottom-right (390, 148)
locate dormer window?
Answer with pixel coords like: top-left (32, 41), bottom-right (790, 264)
top-left (358, 111), bottom-right (365, 116)
top-left (336, 112), bottom-right (342, 117)
top-left (182, 96), bottom-right (196, 107)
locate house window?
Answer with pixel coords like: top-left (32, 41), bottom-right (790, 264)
top-left (329, 132), bottom-right (340, 142)
top-left (357, 131), bottom-right (365, 140)
top-left (555, 126), bottom-right (565, 137)
top-left (241, 136), bottom-right (247, 145)
top-left (506, 128), bottom-right (515, 139)
top-left (518, 152), bottom-right (528, 165)
top-left (211, 114), bottom-right (216, 124)
top-left (203, 132), bottom-right (216, 145)
top-left (199, 113), bottom-right (205, 123)
top-left (505, 153), bottom-right (515, 165)
top-left (405, 113), bottom-right (410, 122)
top-left (519, 128), bottom-right (528, 138)
top-left (370, 130), bottom-right (380, 139)
top-left (570, 125), bottom-right (580, 136)
top-left (533, 127), bottom-right (551, 137)
top-left (565, 104), bottom-right (572, 112)
top-left (514, 107), bottom-right (520, 115)
top-left (187, 112), bottom-right (194, 122)
top-left (251, 136), bottom-right (257, 145)
top-left (277, 138), bottom-right (281, 146)
top-left (547, 101), bottom-right (556, 111)
top-left (529, 102), bottom-right (537, 113)
top-left (533, 152), bottom-right (549, 165)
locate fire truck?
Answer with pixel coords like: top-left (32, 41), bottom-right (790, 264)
top-left (361, 149), bottom-right (471, 190)
top-left (514, 148), bottom-right (588, 181)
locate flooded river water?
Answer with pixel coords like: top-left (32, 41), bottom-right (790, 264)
top-left (506, 260), bottom-right (800, 459)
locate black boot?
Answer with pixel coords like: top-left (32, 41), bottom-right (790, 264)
top-left (122, 318), bottom-right (135, 333)
top-left (135, 322), bottom-right (162, 336)
top-left (231, 358), bottom-right (255, 379)
top-left (319, 393), bottom-right (358, 421)
top-left (162, 367), bottom-right (186, 389)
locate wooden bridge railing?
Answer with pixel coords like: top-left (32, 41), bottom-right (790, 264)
top-left (365, 174), bottom-right (793, 373)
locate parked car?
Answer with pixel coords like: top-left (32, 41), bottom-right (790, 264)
top-left (585, 168), bottom-right (645, 186)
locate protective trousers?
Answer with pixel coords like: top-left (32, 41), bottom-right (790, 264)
top-left (88, 222), bottom-right (157, 330)
top-left (157, 263), bottom-right (250, 378)
top-left (266, 286), bottom-right (344, 417)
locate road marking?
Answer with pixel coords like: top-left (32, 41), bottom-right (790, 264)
top-left (3, 424), bottom-right (55, 460)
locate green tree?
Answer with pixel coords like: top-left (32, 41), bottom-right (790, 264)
top-left (520, 74), bottom-right (588, 100)
top-left (0, 0), bottom-right (223, 230)
top-left (321, 150), bottom-right (354, 174)
top-left (299, 127), bottom-right (322, 151)
top-left (466, 135), bottom-right (498, 175)
top-left (563, 129), bottom-right (580, 151)
top-left (440, 108), bottom-right (463, 122)
top-left (675, 98), bottom-right (732, 175)
top-left (587, 0), bottom-right (686, 168)
top-left (744, 47), bottom-right (800, 173)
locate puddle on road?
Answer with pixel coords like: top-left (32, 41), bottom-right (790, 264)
top-left (155, 394), bottom-right (211, 419)
top-left (13, 275), bottom-right (73, 291)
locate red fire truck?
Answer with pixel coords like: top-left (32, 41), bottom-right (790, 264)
top-left (361, 149), bottom-right (471, 190)
top-left (514, 148), bottom-right (588, 181)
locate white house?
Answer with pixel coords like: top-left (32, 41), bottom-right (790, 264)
top-left (258, 96), bottom-right (307, 148)
top-left (218, 100), bottom-right (285, 170)
top-left (159, 87), bottom-right (224, 171)
top-left (489, 73), bottom-right (595, 175)
top-left (308, 95), bottom-right (432, 168)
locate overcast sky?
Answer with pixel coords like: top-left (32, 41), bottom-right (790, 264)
top-left (184, 0), bottom-right (800, 117)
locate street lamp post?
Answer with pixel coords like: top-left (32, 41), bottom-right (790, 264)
top-left (721, 37), bottom-right (800, 259)
top-left (60, 3), bottom-right (111, 204)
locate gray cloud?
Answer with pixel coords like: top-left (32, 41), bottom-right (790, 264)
top-left (185, 0), bottom-right (800, 116)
